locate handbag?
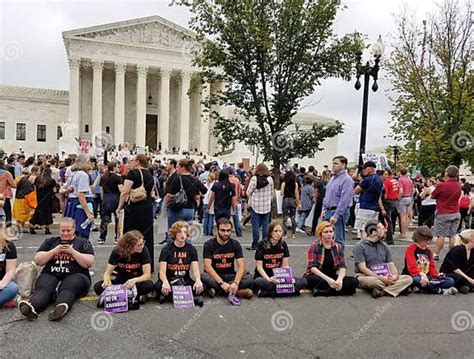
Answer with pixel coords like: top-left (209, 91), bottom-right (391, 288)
top-left (129, 169), bottom-right (147, 203)
top-left (25, 190), bottom-right (37, 209)
top-left (169, 175), bottom-right (188, 210)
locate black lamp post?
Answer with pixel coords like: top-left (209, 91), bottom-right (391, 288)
top-left (355, 35), bottom-right (385, 168)
top-left (393, 144), bottom-right (399, 173)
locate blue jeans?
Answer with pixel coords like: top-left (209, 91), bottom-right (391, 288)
top-left (167, 207), bottom-right (195, 242)
top-left (412, 276), bottom-right (455, 294)
top-left (0, 281), bottom-right (19, 306)
top-left (233, 212), bottom-right (242, 236)
top-left (203, 205), bottom-right (215, 235)
top-left (250, 208), bottom-right (270, 248)
top-left (297, 210), bottom-right (311, 230)
top-left (323, 209), bottom-right (350, 249)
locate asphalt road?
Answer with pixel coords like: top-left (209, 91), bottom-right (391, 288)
top-left (1, 217), bottom-right (473, 359)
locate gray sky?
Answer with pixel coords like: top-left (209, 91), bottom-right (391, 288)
top-left (0, 0), bottom-right (438, 160)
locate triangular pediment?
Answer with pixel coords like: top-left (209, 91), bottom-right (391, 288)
top-left (63, 15), bottom-right (196, 50)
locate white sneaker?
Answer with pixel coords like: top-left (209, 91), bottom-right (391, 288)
top-left (295, 228), bottom-right (305, 234)
top-left (442, 287), bottom-right (458, 295)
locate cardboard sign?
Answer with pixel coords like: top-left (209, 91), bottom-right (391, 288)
top-left (273, 267), bottom-right (295, 294)
top-left (80, 139), bottom-right (91, 155)
top-left (370, 263), bottom-right (391, 278)
top-left (103, 284), bottom-right (128, 313)
top-left (362, 153), bottom-right (389, 170)
top-left (172, 285), bottom-right (194, 309)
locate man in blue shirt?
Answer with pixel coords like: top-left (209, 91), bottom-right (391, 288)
top-left (354, 161), bottom-right (383, 239)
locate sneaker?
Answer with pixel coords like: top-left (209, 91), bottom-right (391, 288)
top-left (204, 287), bottom-right (216, 298)
top-left (48, 303), bottom-right (69, 321)
top-left (193, 295), bottom-right (204, 307)
top-left (295, 228), bottom-right (306, 234)
top-left (97, 239), bottom-right (105, 245)
top-left (371, 288), bottom-right (384, 299)
top-left (139, 295), bottom-right (147, 305)
top-left (19, 301), bottom-right (38, 321)
top-left (236, 288), bottom-right (254, 299)
top-left (458, 285), bottom-right (470, 294)
top-left (158, 294), bottom-right (168, 304)
top-left (441, 287), bottom-right (458, 296)
top-left (246, 246), bottom-right (257, 251)
top-left (45, 229), bottom-right (52, 235)
top-left (433, 254), bottom-right (440, 262)
top-left (312, 288), bottom-right (331, 297)
top-left (89, 270), bottom-right (95, 277)
top-left (2, 299), bottom-right (17, 309)
top-left (291, 234), bottom-right (295, 239)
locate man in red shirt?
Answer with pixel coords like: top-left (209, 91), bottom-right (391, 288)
top-left (382, 169), bottom-right (401, 245)
top-left (431, 165), bottom-right (462, 261)
top-left (397, 168), bottom-right (415, 238)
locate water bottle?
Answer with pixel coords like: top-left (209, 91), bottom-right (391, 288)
top-left (80, 218), bottom-right (93, 229)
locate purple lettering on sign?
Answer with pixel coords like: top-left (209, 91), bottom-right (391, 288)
top-left (104, 284), bottom-right (128, 313)
top-left (273, 267), bottom-right (295, 294)
top-left (370, 263), bottom-right (391, 277)
top-left (228, 293), bottom-right (241, 306)
top-left (172, 285), bottom-right (194, 309)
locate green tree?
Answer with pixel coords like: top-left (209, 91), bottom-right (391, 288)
top-left (175, 0), bottom-right (362, 181)
top-left (386, 0), bottom-right (473, 176)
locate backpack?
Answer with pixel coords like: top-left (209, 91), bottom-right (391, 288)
top-left (14, 261), bottom-right (38, 300)
top-left (459, 194), bottom-right (471, 209)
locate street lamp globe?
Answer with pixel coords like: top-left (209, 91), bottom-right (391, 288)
top-left (372, 35), bottom-right (385, 57)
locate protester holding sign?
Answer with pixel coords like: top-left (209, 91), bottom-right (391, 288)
top-left (403, 226), bottom-right (458, 295)
top-left (19, 218), bottom-right (95, 321)
top-left (299, 222), bottom-right (358, 297)
top-left (155, 221), bottom-right (204, 307)
top-left (353, 220), bottom-right (412, 298)
top-left (94, 230), bottom-right (153, 303)
top-left (202, 218), bottom-right (254, 299)
top-left (253, 221), bottom-right (303, 297)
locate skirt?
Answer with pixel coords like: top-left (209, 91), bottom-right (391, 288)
top-left (12, 198), bottom-right (32, 223)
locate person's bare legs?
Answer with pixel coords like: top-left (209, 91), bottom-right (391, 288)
top-left (400, 214), bottom-right (408, 237)
top-left (434, 236), bottom-right (445, 256)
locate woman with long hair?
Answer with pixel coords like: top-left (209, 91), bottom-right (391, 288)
top-left (30, 167), bottom-right (57, 235)
top-left (98, 161), bottom-right (123, 244)
top-left (94, 230), bottom-right (153, 303)
top-left (0, 233), bottom-right (19, 307)
top-left (117, 154), bottom-right (155, 271)
top-left (12, 168), bottom-right (34, 233)
top-left (418, 178), bottom-right (437, 228)
top-left (298, 221), bottom-right (358, 296)
top-left (280, 170), bottom-right (300, 239)
top-left (203, 171), bottom-right (218, 236)
top-left (253, 221), bottom-right (304, 297)
top-left (208, 169), bottom-right (235, 222)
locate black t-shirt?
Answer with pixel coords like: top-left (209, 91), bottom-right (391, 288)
top-left (100, 173), bottom-right (124, 195)
top-left (38, 237), bottom-right (95, 279)
top-left (108, 246), bottom-right (151, 280)
top-left (125, 169), bottom-right (154, 203)
top-left (167, 174), bottom-right (207, 209)
top-left (283, 179), bottom-right (297, 199)
top-left (254, 240), bottom-right (290, 278)
top-left (203, 237), bottom-right (243, 276)
top-left (440, 245), bottom-right (474, 275)
top-left (159, 242), bottom-right (199, 281)
top-left (0, 241), bottom-right (17, 280)
top-left (321, 248), bottom-right (337, 279)
top-left (211, 181), bottom-right (235, 212)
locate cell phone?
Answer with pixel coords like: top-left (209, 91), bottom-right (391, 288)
top-left (60, 240), bottom-right (70, 245)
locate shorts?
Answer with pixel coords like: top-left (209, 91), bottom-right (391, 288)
top-left (354, 208), bottom-right (379, 230)
top-left (434, 213), bottom-right (461, 237)
top-left (398, 197), bottom-right (413, 214)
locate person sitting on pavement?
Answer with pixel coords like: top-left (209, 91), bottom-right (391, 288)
top-left (19, 218), bottom-right (95, 321)
top-left (440, 229), bottom-right (474, 294)
top-left (0, 233), bottom-right (19, 308)
top-left (155, 221), bottom-right (204, 307)
top-left (403, 226), bottom-right (458, 295)
top-left (201, 218), bottom-right (254, 299)
top-left (253, 221), bottom-right (304, 297)
top-left (353, 220), bottom-right (413, 298)
top-left (94, 230), bottom-right (153, 304)
top-left (298, 221), bottom-right (358, 297)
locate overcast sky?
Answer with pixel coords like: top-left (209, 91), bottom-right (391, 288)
top-left (0, 0), bottom-right (439, 160)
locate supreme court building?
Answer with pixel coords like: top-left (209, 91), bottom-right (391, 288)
top-left (0, 15), bottom-right (339, 168)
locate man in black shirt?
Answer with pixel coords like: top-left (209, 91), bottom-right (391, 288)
top-left (202, 218), bottom-right (254, 298)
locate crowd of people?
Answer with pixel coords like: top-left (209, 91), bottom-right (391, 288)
top-left (0, 148), bottom-right (472, 321)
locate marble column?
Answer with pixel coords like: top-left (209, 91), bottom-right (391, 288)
top-left (158, 67), bottom-right (171, 151)
top-left (114, 62), bottom-right (127, 146)
top-left (179, 70), bottom-right (192, 151)
top-left (67, 57), bottom-right (81, 134)
top-left (199, 81), bottom-right (211, 153)
top-left (209, 81), bottom-right (227, 155)
top-left (91, 60), bottom-right (104, 140)
top-left (135, 64), bottom-right (149, 147)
